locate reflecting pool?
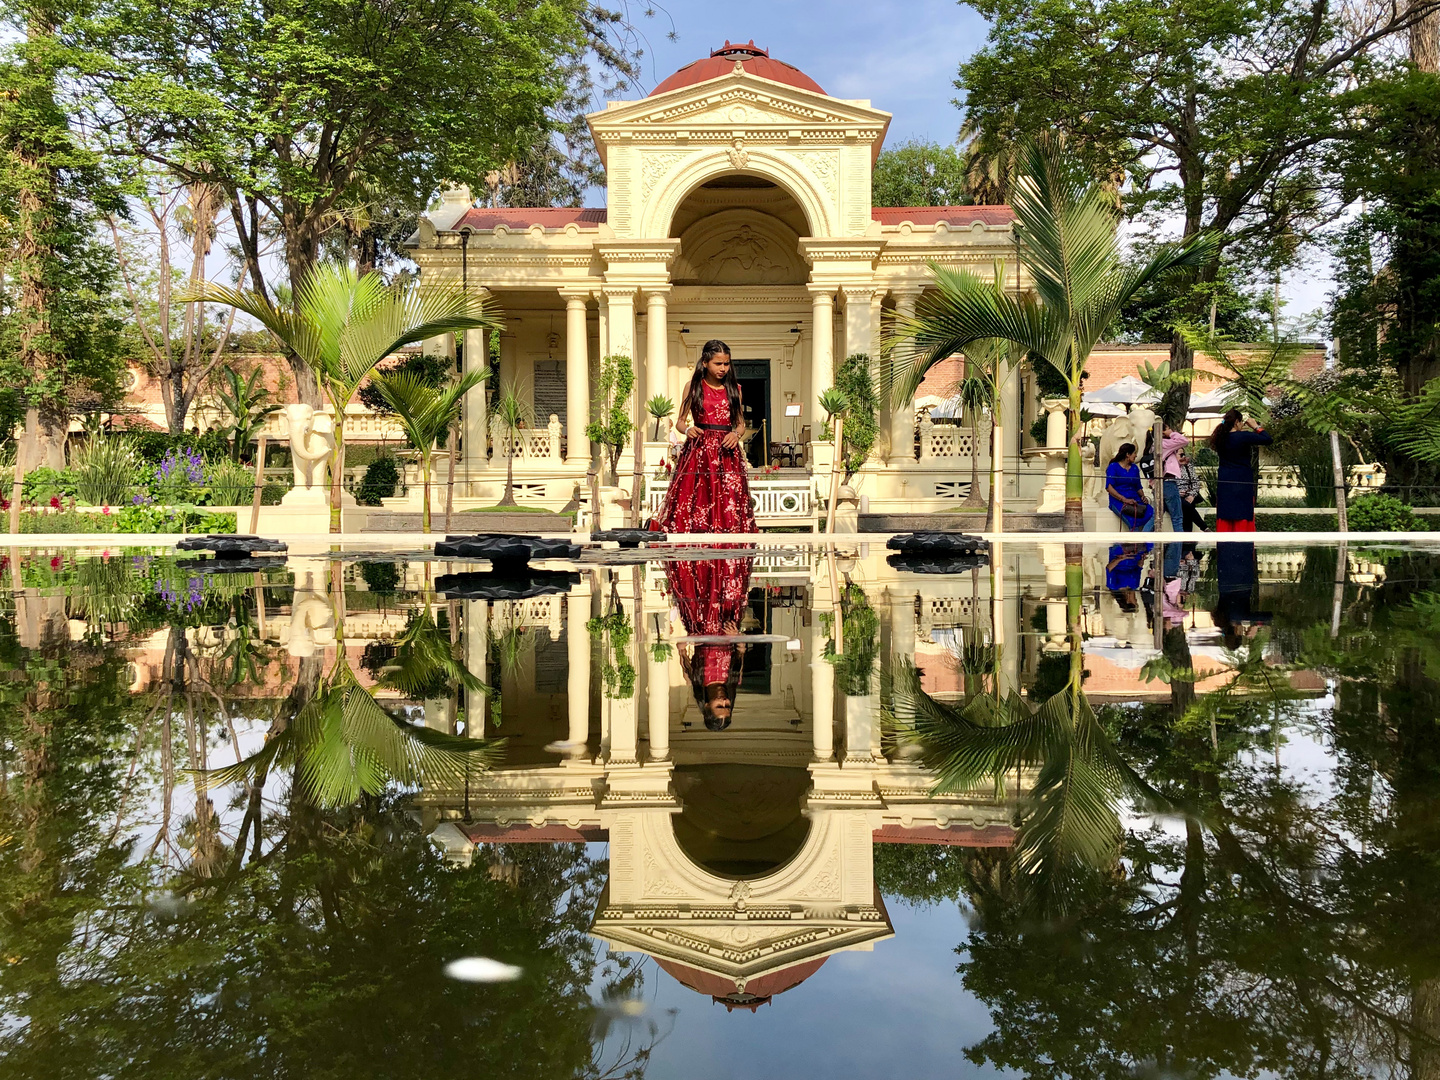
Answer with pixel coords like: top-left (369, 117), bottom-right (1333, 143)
top-left (1, 539), bottom-right (1439, 1079)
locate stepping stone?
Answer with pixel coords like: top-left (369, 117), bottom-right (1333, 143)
top-left (886, 553), bottom-right (991, 575)
top-left (591, 528), bottom-right (666, 547)
top-left (885, 531), bottom-right (989, 558)
top-left (174, 534), bottom-right (288, 558)
top-left (174, 555), bottom-right (288, 574)
top-left (434, 569), bottom-right (582, 600)
top-left (433, 534), bottom-right (583, 568)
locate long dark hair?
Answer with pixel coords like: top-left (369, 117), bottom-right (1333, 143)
top-left (679, 644), bottom-right (743, 730)
top-left (1110, 441), bottom-right (1137, 466)
top-left (685, 338), bottom-right (740, 427)
top-left (1210, 407), bottom-right (1243, 451)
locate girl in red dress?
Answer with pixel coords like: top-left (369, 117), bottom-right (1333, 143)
top-left (652, 339), bottom-right (757, 534)
top-left (666, 554), bottom-right (754, 730)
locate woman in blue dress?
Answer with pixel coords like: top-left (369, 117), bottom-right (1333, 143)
top-left (1105, 442), bottom-right (1154, 531)
top-left (1210, 407), bottom-right (1273, 531)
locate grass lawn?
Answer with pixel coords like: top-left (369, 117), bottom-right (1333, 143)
top-left (462, 505), bottom-right (575, 519)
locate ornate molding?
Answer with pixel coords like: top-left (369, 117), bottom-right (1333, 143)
top-left (791, 149), bottom-right (839, 200)
top-left (640, 151), bottom-right (686, 199)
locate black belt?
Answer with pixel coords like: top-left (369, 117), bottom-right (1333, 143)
top-left (696, 423), bottom-right (731, 431)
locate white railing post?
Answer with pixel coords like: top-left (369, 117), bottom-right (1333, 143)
top-left (919, 415), bottom-right (935, 462)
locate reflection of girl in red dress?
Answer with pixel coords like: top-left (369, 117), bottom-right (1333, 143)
top-left (666, 554), bottom-right (754, 730)
top-left (652, 339), bottom-right (757, 534)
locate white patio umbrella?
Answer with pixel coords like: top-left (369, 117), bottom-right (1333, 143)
top-left (1187, 384), bottom-right (1235, 417)
top-left (1082, 374), bottom-right (1160, 410)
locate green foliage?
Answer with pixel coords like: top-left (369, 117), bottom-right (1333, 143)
top-left (125, 429), bottom-right (231, 465)
top-left (214, 365), bottom-right (281, 461)
top-left (1347, 493), bottom-right (1424, 532)
top-left (587, 610), bottom-right (636, 699)
top-left (1029, 355), bottom-right (1071, 399)
top-left (646, 393), bottom-right (674, 439)
top-left (358, 351), bottom-right (457, 415)
top-left (872, 139), bottom-right (971, 207)
top-left (205, 456), bottom-right (254, 505)
top-left (369, 366), bottom-right (486, 529)
top-left (835, 354), bottom-right (879, 477)
top-left (18, 506), bottom-right (236, 533)
top-left (71, 435), bottom-right (140, 506)
top-left (359, 559), bottom-right (402, 594)
top-left (21, 466), bottom-right (75, 503)
top-left (356, 454), bottom-right (401, 506)
top-left (586, 354), bottom-right (635, 478)
top-left (825, 585), bottom-right (881, 696)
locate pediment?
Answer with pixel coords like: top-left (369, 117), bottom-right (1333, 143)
top-left (589, 74), bottom-right (891, 137)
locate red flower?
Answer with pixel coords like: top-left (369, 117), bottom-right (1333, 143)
top-left (101, 504), bottom-right (112, 515)
top-left (49, 496), bottom-right (61, 510)
top-left (50, 556), bottom-right (61, 570)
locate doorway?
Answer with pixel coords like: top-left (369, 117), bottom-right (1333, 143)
top-left (732, 359), bottom-right (771, 467)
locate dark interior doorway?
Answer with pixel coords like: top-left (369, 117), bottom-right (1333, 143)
top-left (732, 359), bottom-right (771, 467)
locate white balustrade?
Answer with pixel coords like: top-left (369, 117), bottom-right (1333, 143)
top-left (918, 416), bottom-right (978, 461)
top-left (645, 476), bottom-right (816, 525)
top-left (491, 414), bottom-right (563, 461)
top-left (1258, 463), bottom-right (1389, 501)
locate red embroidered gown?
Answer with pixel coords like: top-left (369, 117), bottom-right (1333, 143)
top-left (666, 555), bottom-right (754, 689)
top-left (653, 382), bottom-right (757, 533)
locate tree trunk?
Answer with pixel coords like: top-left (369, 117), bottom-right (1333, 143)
top-left (499, 442), bottom-right (517, 507)
top-left (1331, 430), bottom-right (1349, 532)
top-left (1064, 388), bottom-right (1085, 534)
top-left (421, 449), bottom-right (432, 534)
top-left (329, 413), bottom-right (345, 534)
top-left (283, 234), bottom-right (322, 408)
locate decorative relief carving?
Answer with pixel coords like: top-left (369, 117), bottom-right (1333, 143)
top-left (727, 138), bottom-right (749, 170)
top-left (643, 849), bottom-right (685, 897)
top-left (793, 150), bottom-right (840, 199)
top-left (641, 152), bottom-right (686, 199)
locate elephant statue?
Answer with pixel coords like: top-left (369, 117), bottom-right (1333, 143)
top-left (1089, 406), bottom-right (1157, 505)
top-left (282, 404), bottom-right (335, 504)
top-left (287, 558), bottom-right (336, 657)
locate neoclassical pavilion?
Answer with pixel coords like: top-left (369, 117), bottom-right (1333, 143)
top-left (407, 41), bottom-right (1034, 516)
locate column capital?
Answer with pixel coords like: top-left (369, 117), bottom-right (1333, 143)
top-left (558, 287), bottom-right (593, 304)
top-left (807, 284), bottom-right (836, 301)
top-left (601, 284), bottom-right (638, 301)
top-left (840, 284), bottom-right (877, 303)
top-left (642, 286), bottom-right (672, 302)
top-left (890, 284), bottom-right (926, 303)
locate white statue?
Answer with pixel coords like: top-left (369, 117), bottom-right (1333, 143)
top-left (286, 558), bottom-right (336, 657)
top-left (1089, 406), bottom-right (1157, 504)
top-left (282, 404), bottom-right (335, 505)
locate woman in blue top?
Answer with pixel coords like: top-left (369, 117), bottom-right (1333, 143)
top-left (1210, 407), bottom-right (1273, 531)
top-left (1105, 442), bottom-right (1154, 531)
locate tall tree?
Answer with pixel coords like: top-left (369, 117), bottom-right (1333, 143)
top-left (955, 0), bottom-right (1440, 417)
top-left (872, 139), bottom-right (972, 208)
top-left (0, 1), bottom-right (127, 466)
top-left (70, 0), bottom-right (596, 405)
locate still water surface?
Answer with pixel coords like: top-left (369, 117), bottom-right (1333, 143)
top-left (0, 540), bottom-right (1437, 1079)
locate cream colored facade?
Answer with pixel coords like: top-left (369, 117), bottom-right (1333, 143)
top-left (406, 50), bottom-right (1031, 515)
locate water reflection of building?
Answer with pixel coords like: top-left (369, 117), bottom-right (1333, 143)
top-left (417, 550), bottom-right (1021, 1009)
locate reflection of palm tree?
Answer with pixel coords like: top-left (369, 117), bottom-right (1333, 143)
top-left (206, 600), bottom-right (498, 808)
top-left (894, 633), bottom-right (1165, 913)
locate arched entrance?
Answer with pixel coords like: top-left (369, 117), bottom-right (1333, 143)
top-left (663, 174), bottom-right (815, 466)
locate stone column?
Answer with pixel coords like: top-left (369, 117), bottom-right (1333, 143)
top-left (644, 289), bottom-right (670, 430)
top-left (465, 599), bottom-right (489, 736)
top-left (842, 286), bottom-right (875, 366)
top-left (566, 590), bottom-right (591, 759)
top-left (890, 288), bottom-right (923, 463)
top-left (811, 621), bottom-right (834, 762)
top-left (562, 291), bottom-right (590, 464)
top-left (597, 294), bottom-right (610, 359)
top-left (463, 327), bottom-right (489, 474)
top-left (498, 331), bottom-right (517, 390)
top-left (647, 651), bottom-right (670, 760)
top-left (809, 287), bottom-right (835, 402)
top-left (603, 287), bottom-right (639, 433)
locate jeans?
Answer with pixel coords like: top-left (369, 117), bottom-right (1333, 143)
top-left (1163, 478), bottom-right (1184, 533)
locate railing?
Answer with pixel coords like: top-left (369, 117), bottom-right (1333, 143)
top-left (492, 415), bottom-right (562, 461)
top-left (645, 476), bottom-right (816, 525)
top-left (918, 417), bottom-right (979, 461)
top-left (1257, 464), bottom-right (1389, 502)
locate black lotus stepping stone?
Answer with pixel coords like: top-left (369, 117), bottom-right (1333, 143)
top-left (434, 569), bottom-right (581, 601)
top-left (886, 532), bottom-right (989, 558)
top-left (887, 553), bottom-right (990, 575)
top-left (433, 534), bottom-right (583, 569)
top-left (175, 534), bottom-right (288, 559)
top-left (175, 556), bottom-right (289, 574)
top-left (591, 528), bottom-right (665, 548)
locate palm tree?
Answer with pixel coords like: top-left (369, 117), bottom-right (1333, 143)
top-left (890, 139), bottom-right (1216, 532)
top-left (188, 263), bottom-right (498, 532)
top-left (370, 368), bottom-right (487, 533)
top-left (214, 365), bottom-right (281, 461)
top-left (491, 380), bottom-right (534, 508)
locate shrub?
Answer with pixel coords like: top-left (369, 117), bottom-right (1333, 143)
top-left (835, 354), bottom-right (878, 479)
top-left (22, 467), bottom-right (76, 504)
top-left (72, 437), bottom-right (140, 507)
top-left (206, 457), bottom-right (255, 505)
top-left (356, 455), bottom-right (401, 505)
top-left (1348, 493), bottom-right (1425, 531)
top-left (127, 430), bottom-right (231, 464)
top-left (148, 447), bottom-right (206, 505)
top-left (359, 560), bottom-right (402, 594)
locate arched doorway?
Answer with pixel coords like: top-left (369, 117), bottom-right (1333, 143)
top-left (666, 176), bottom-right (813, 467)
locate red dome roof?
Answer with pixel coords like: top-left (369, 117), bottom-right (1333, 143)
top-left (650, 41), bottom-right (825, 97)
top-left (655, 956), bottom-right (828, 1011)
